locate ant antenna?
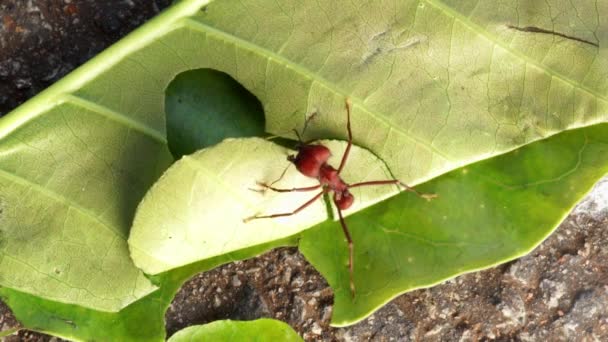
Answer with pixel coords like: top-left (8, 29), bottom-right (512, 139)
top-left (265, 110), bottom-right (319, 145)
top-left (248, 162), bottom-right (293, 194)
top-left (302, 111), bottom-right (317, 138)
top-left (292, 128), bottom-right (303, 143)
top-left (292, 111), bottom-right (317, 145)
top-left (269, 163), bottom-right (292, 186)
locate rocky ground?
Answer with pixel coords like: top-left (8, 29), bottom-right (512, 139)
top-left (1, 1), bottom-right (607, 341)
top-left (0, 0), bottom-right (171, 116)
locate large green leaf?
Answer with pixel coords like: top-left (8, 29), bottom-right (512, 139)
top-left (167, 319), bottom-right (303, 342)
top-left (0, 51), bottom-right (171, 312)
top-left (130, 0), bottom-right (608, 327)
top-left (0, 0), bottom-right (606, 339)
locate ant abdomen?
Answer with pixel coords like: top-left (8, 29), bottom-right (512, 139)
top-left (334, 191), bottom-right (354, 210)
top-left (291, 144), bottom-right (331, 178)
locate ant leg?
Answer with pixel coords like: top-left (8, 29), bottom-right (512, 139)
top-left (251, 166), bottom-right (321, 193)
top-left (335, 201), bottom-right (356, 298)
top-left (269, 163), bottom-right (292, 187)
top-left (337, 98), bottom-right (353, 174)
top-left (243, 190), bottom-right (326, 222)
top-left (349, 180), bottom-right (437, 200)
top-left (249, 164), bottom-right (293, 193)
top-left (257, 182), bottom-right (321, 193)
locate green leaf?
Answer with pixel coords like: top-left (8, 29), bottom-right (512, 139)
top-left (129, 138), bottom-right (401, 274)
top-left (130, 0), bottom-right (607, 327)
top-left (167, 319), bottom-right (303, 342)
top-left (193, 0), bottom-right (608, 184)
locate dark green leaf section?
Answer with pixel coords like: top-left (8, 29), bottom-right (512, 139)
top-left (0, 236), bottom-right (297, 341)
top-left (165, 68), bottom-right (265, 158)
top-left (167, 319), bottom-right (303, 342)
top-left (300, 123), bottom-right (608, 326)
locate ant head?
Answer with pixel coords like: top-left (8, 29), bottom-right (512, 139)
top-left (291, 144), bottom-right (331, 178)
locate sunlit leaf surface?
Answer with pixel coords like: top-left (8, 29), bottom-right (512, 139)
top-left (167, 319), bottom-right (303, 342)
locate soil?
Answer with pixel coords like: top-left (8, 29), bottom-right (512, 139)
top-left (1, 1), bottom-right (607, 341)
top-left (0, 0), bottom-right (171, 116)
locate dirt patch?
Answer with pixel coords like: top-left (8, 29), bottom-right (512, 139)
top-left (0, 0), bottom-right (170, 116)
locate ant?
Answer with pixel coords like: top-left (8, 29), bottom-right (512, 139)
top-left (244, 98), bottom-right (437, 298)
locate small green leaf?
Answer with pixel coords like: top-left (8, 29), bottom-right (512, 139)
top-left (129, 138), bottom-right (400, 274)
top-left (167, 319), bottom-right (303, 342)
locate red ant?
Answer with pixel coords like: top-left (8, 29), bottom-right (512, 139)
top-left (244, 99), bottom-right (436, 298)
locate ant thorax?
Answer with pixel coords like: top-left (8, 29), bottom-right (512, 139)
top-left (317, 163), bottom-right (352, 209)
top-left (318, 164), bottom-right (348, 192)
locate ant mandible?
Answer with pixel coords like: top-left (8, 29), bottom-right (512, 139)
top-left (244, 98), bottom-right (437, 298)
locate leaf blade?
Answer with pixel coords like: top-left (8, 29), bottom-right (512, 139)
top-left (129, 138), bottom-right (399, 274)
top-left (300, 122), bottom-right (608, 325)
